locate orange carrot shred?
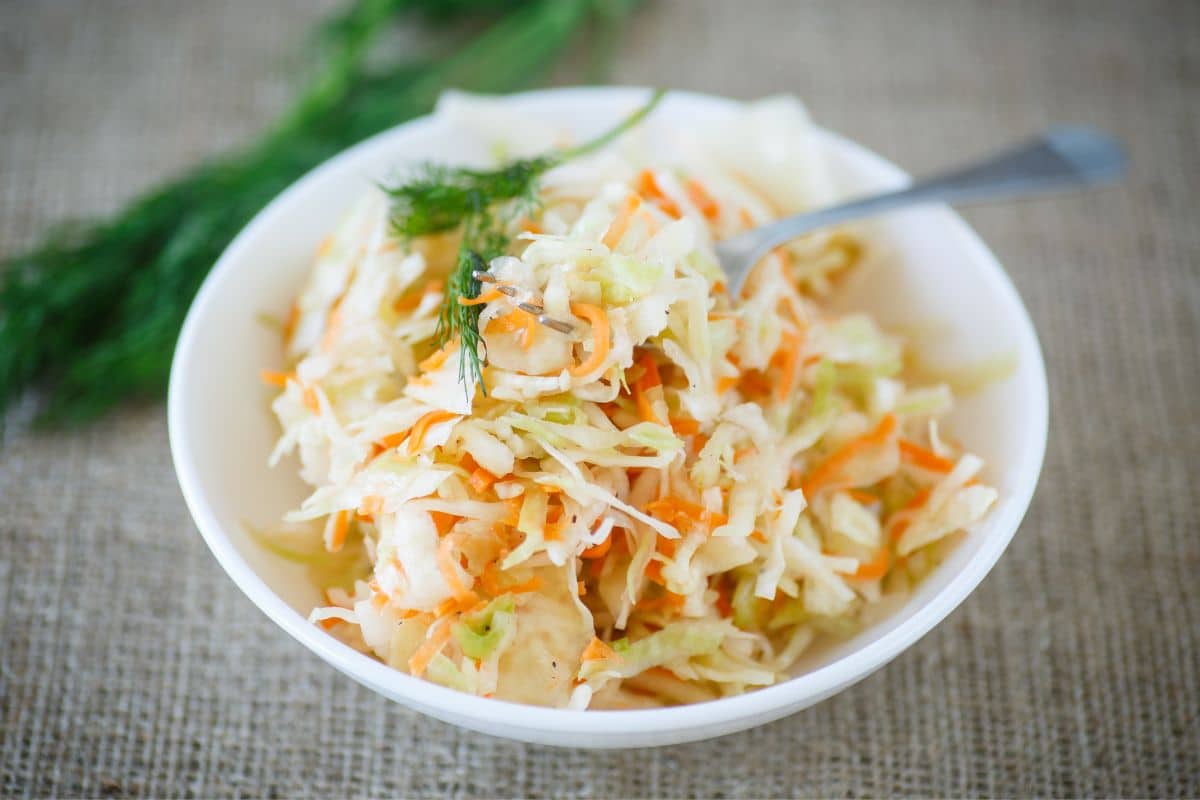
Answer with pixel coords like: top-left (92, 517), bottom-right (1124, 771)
top-left (436, 533), bottom-right (477, 603)
top-left (457, 288), bottom-right (505, 307)
top-left (716, 376), bottom-right (738, 394)
top-left (899, 439), bottom-right (957, 473)
top-left (418, 343), bottom-right (455, 373)
top-left (581, 636), bottom-right (616, 662)
top-left (635, 170), bottom-right (682, 218)
top-left (328, 510), bottom-right (349, 552)
top-left (259, 369), bottom-right (292, 388)
top-left (393, 279), bottom-right (444, 312)
top-left (581, 535), bottom-right (613, 560)
top-left (632, 352), bottom-right (665, 425)
top-left (408, 623), bottom-right (453, 678)
top-left (801, 414), bottom-right (897, 497)
top-left (669, 416), bottom-right (700, 435)
top-left (468, 467), bottom-right (499, 494)
top-left (282, 303), bottom-right (300, 345)
top-left (568, 303), bottom-right (611, 377)
top-left (302, 385), bottom-right (320, 414)
top-left (847, 489), bottom-right (879, 505)
top-left (685, 178), bottom-right (720, 219)
top-left (429, 510), bottom-right (458, 536)
top-left (774, 330), bottom-right (805, 403)
top-left (407, 410), bottom-right (459, 455)
top-left (377, 431), bottom-right (408, 450)
top-left (602, 194), bottom-right (643, 249)
top-left (320, 297), bottom-right (344, 353)
top-left (887, 487), bottom-right (933, 541)
top-left (839, 547), bottom-right (891, 580)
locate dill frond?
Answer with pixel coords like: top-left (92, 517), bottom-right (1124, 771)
top-left (385, 89), bottom-right (665, 395)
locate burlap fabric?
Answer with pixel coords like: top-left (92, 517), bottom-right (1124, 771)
top-left (2, 1), bottom-right (1197, 796)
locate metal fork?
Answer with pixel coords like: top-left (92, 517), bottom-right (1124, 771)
top-left (484, 126), bottom-right (1127, 331)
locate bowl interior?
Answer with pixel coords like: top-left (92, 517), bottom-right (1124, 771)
top-left (169, 88), bottom-right (1046, 747)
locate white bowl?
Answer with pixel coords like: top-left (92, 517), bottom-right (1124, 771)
top-left (168, 87), bottom-right (1047, 748)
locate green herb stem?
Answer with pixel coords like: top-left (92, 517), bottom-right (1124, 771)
top-left (0, 0), bottom-right (638, 426)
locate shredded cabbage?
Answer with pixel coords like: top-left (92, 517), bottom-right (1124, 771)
top-left (262, 94), bottom-right (998, 709)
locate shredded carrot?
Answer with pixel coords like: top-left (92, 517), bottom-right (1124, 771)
top-left (393, 279), bottom-right (444, 312)
top-left (407, 410), bottom-right (459, 455)
top-left (359, 495), bottom-right (383, 516)
top-left (408, 623), bottom-right (454, 678)
top-left (739, 370), bottom-right (772, 396)
top-left (644, 559), bottom-right (665, 584)
top-left (581, 535), bottom-right (613, 560)
top-left (481, 561), bottom-right (541, 596)
top-left (488, 308), bottom-right (539, 350)
top-left (632, 352), bottom-right (665, 425)
top-left (468, 467), bottom-right (499, 494)
top-left (839, 547), bottom-right (891, 580)
top-left (692, 433), bottom-right (710, 453)
top-left (568, 303), bottom-right (611, 377)
top-left (801, 414), bottom-right (897, 497)
top-left (282, 303), bottom-right (299, 345)
top-left (435, 595), bottom-right (484, 618)
top-left (774, 330), bottom-right (805, 403)
top-left (734, 446), bottom-right (756, 463)
top-left (602, 194), bottom-right (643, 249)
top-left (847, 489), bottom-right (879, 505)
top-left (519, 217), bottom-right (543, 234)
top-left (581, 636), bottom-right (616, 662)
top-left (685, 178), bottom-right (720, 220)
top-left (457, 287), bottom-right (505, 307)
top-left (716, 376), bottom-right (739, 393)
top-left (436, 533), bottom-right (477, 603)
top-left (418, 343), bottom-right (455, 373)
top-left (377, 430), bottom-right (408, 450)
top-left (738, 208), bottom-right (755, 228)
top-left (318, 617), bottom-right (343, 632)
top-left (429, 510), bottom-right (458, 536)
top-left (320, 296), bottom-right (344, 353)
top-left (328, 510), bottom-right (349, 552)
top-left (638, 590), bottom-right (686, 613)
top-left (258, 369), bottom-right (293, 388)
top-left (749, 529), bottom-right (767, 543)
top-left (645, 496), bottom-right (727, 527)
top-left (887, 487), bottom-right (932, 541)
top-left (669, 416), bottom-right (700, 435)
top-left (504, 575), bottom-right (542, 594)
top-left (899, 439), bottom-right (957, 473)
top-left (398, 608), bottom-right (435, 623)
top-left (577, 580), bottom-right (587, 597)
top-left (543, 519), bottom-right (566, 542)
top-left (302, 385), bottom-right (320, 414)
top-left (635, 170), bottom-right (682, 218)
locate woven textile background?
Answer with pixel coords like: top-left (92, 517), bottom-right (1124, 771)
top-left (2, 1), bottom-right (1197, 796)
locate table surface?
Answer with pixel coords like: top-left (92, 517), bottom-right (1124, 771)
top-left (2, 1), bottom-right (1197, 797)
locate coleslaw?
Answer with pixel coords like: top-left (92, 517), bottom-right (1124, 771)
top-left (259, 94), bottom-right (997, 709)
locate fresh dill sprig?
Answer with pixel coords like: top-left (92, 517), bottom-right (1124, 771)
top-left (0, 0), bottom-right (641, 426)
top-left (386, 89), bottom-right (665, 391)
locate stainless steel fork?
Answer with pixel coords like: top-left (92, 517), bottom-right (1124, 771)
top-left (487, 125), bottom-right (1126, 330)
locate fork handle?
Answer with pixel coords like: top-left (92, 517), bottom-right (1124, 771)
top-left (716, 126), bottom-right (1127, 293)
